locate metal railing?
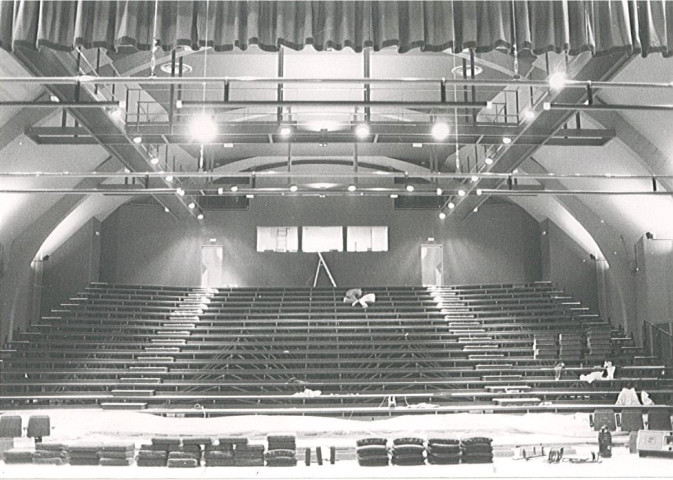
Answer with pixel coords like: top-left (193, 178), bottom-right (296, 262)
top-left (643, 320), bottom-right (673, 367)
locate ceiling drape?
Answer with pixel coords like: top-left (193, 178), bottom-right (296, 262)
top-left (0, 0), bottom-right (672, 57)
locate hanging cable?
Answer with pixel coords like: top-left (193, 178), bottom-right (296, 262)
top-left (511, 0), bottom-right (519, 79)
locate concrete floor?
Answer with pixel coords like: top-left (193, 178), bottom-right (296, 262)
top-left (1, 408), bottom-right (671, 479)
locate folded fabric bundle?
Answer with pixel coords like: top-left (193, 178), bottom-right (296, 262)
top-left (267, 435), bottom-right (296, 451)
top-left (391, 455), bottom-right (425, 466)
top-left (357, 456), bottom-right (389, 467)
top-left (151, 436), bottom-right (181, 446)
top-left (137, 457), bottom-right (167, 467)
top-left (356, 445), bottom-right (388, 458)
top-left (461, 437), bottom-right (493, 446)
top-left (461, 454), bottom-right (494, 464)
top-left (4, 449), bottom-right (34, 464)
top-left (167, 457), bottom-right (199, 468)
top-left (99, 450), bottom-right (134, 459)
top-left (36, 443), bottom-right (67, 451)
top-left (393, 437), bottom-right (424, 446)
top-left (168, 451), bottom-right (200, 461)
top-left (427, 444), bottom-right (461, 455)
top-left (33, 449), bottom-right (68, 459)
top-left (233, 457), bottom-right (265, 466)
top-left (428, 438), bottom-right (460, 446)
top-left (137, 449), bottom-right (167, 459)
top-left (356, 437), bottom-right (387, 447)
top-left (392, 444), bottom-right (425, 455)
top-left (182, 437), bottom-right (212, 446)
top-left (100, 457), bottom-right (133, 466)
top-left (33, 456), bottom-right (65, 465)
top-left (218, 437), bottom-right (248, 447)
top-left (69, 457), bottom-right (100, 466)
top-left (100, 443), bottom-right (135, 452)
top-left (266, 457), bottom-right (297, 466)
top-left (205, 457), bottom-right (235, 467)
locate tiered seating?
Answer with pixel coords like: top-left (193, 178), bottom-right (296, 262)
top-left (1, 281), bottom-right (671, 415)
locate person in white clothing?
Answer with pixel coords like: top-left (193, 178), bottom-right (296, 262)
top-left (615, 382), bottom-right (641, 406)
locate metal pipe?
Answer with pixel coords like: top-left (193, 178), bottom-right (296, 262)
top-left (179, 100), bottom-right (488, 109)
top-left (0, 171), bottom-right (668, 181)
top-left (0, 76), bottom-right (671, 90)
top-left (0, 101), bottom-right (120, 108)
top-left (550, 103), bottom-right (673, 112)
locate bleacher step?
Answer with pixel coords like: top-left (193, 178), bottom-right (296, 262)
top-left (463, 345), bottom-right (499, 351)
top-left (136, 356), bottom-right (175, 363)
top-left (150, 339), bottom-right (186, 345)
top-left (119, 377), bottom-right (162, 384)
top-left (111, 389), bottom-right (155, 396)
top-left (493, 397), bottom-right (541, 406)
top-left (41, 316), bottom-right (62, 320)
top-left (144, 347), bottom-right (181, 353)
top-left (128, 366), bottom-right (169, 372)
top-left (482, 374), bottom-right (523, 381)
top-left (155, 331), bottom-right (192, 336)
top-left (475, 363), bottom-right (513, 370)
top-left (485, 385), bottom-right (532, 392)
top-left (161, 324), bottom-right (196, 329)
top-left (469, 354), bottom-right (505, 360)
top-left (101, 402), bottom-right (148, 410)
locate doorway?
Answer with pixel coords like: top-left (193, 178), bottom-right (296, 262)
top-left (421, 243), bottom-right (443, 286)
top-left (200, 245), bottom-right (224, 287)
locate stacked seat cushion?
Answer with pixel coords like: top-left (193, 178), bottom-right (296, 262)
top-left (427, 438), bottom-right (461, 464)
top-left (68, 444), bottom-right (101, 466)
top-left (205, 444), bottom-right (235, 467)
top-left (391, 438), bottom-right (425, 466)
top-left (33, 443), bottom-right (68, 465)
top-left (265, 435), bottom-right (296, 466)
top-left (99, 443), bottom-right (134, 467)
top-left (461, 437), bottom-right (493, 464)
top-left (136, 446), bottom-right (167, 467)
top-left (4, 448), bottom-right (34, 464)
top-left (356, 438), bottom-right (388, 466)
top-left (234, 444), bottom-right (265, 466)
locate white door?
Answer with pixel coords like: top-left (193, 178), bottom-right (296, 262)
top-left (201, 245), bottom-right (224, 287)
top-left (421, 244), bottom-right (443, 286)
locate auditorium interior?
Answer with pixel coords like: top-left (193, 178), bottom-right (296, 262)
top-left (2, 1), bottom-right (673, 479)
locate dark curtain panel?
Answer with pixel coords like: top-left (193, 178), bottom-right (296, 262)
top-left (0, 0), bottom-right (670, 57)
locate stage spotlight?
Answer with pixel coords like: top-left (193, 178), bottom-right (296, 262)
top-left (189, 113), bottom-right (217, 143)
top-left (347, 184), bottom-right (357, 192)
top-left (289, 184), bottom-right (298, 192)
top-left (458, 189), bottom-right (466, 197)
top-left (448, 202), bottom-right (455, 209)
top-left (132, 136), bottom-right (142, 144)
top-left (150, 156), bottom-right (159, 165)
top-left (485, 157), bottom-right (494, 165)
top-left (502, 136), bottom-right (512, 144)
top-left (165, 175), bottom-right (173, 183)
top-left (354, 123), bottom-right (371, 139)
top-left (188, 202), bottom-right (196, 209)
top-left (436, 187), bottom-right (443, 196)
top-left (279, 125), bottom-right (293, 138)
top-left (405, 184), bottom-right (415, 192)
top-left (431, 122), bottom-right (450, 141)
top-left (438, 211), bottom-right (446, 220)
top-left (197, 213), bottom-right (204, 220)
top-left (549, 72), bottom-right (567, 90)
top-left (230, 185), bottom-right (239, 193)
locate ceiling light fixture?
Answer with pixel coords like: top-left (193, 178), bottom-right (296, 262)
top-left (458, 189), bottom-right (466, 197)
top-left (132, 136), bottom-right (142, 144)
top-left (448, 202), bottom-right (455, 209)
top-left (197, 213), bottom-right (204, 220)
top-left (230, 185), bottom-right (239, 193)
top-left (347, 184), bottom-right (357, 192)
top-left (217, 187), bottom-right (224, 195)
top-left (438, 211), bottom-right (447, 220)
top-left (543, 102), bottom-right (551, 110)
top-left (165, 175), bottom-right (173, 183)
top-left (476, 189), bottom-right (483, 196)
top-left (549, 72), bottom-right (567, 91)
top-left (289, 184), bottom-right (298, 192)
top-left (431, 122), bottom-right (450, 141)
top-left (524, 110), bottom-right (535, 120)
top-left (436, 187), bottom-right (443, 196)
top-left (150, 156), bottom-right (160, 165)
top-left (471, 176), bottom-right (479, 182)
top-left (176, 188), bottom-right (185, 196)
top-left (412, 143), bottom-right (423, 148)
top-left (485, 157), bottom-right (494, 165)
top-left (279, 125), bottom-right (293, 138)
top-left (164, 207), bottom-right (170, 213)
top-left (354, 123), bottom-right (371, 139)
top-left (189, 113), bottom-right (217, 143)
top-left (406, 184), bottom-right (415, 192)
top-left (246, 194), bottom-right (255, 199)
top-left (502, 136), bottom-right (512, 144)
top-left (390, 194), bottom-right (399, 199)
top-left (188, 202), bottom-right (196, 209)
